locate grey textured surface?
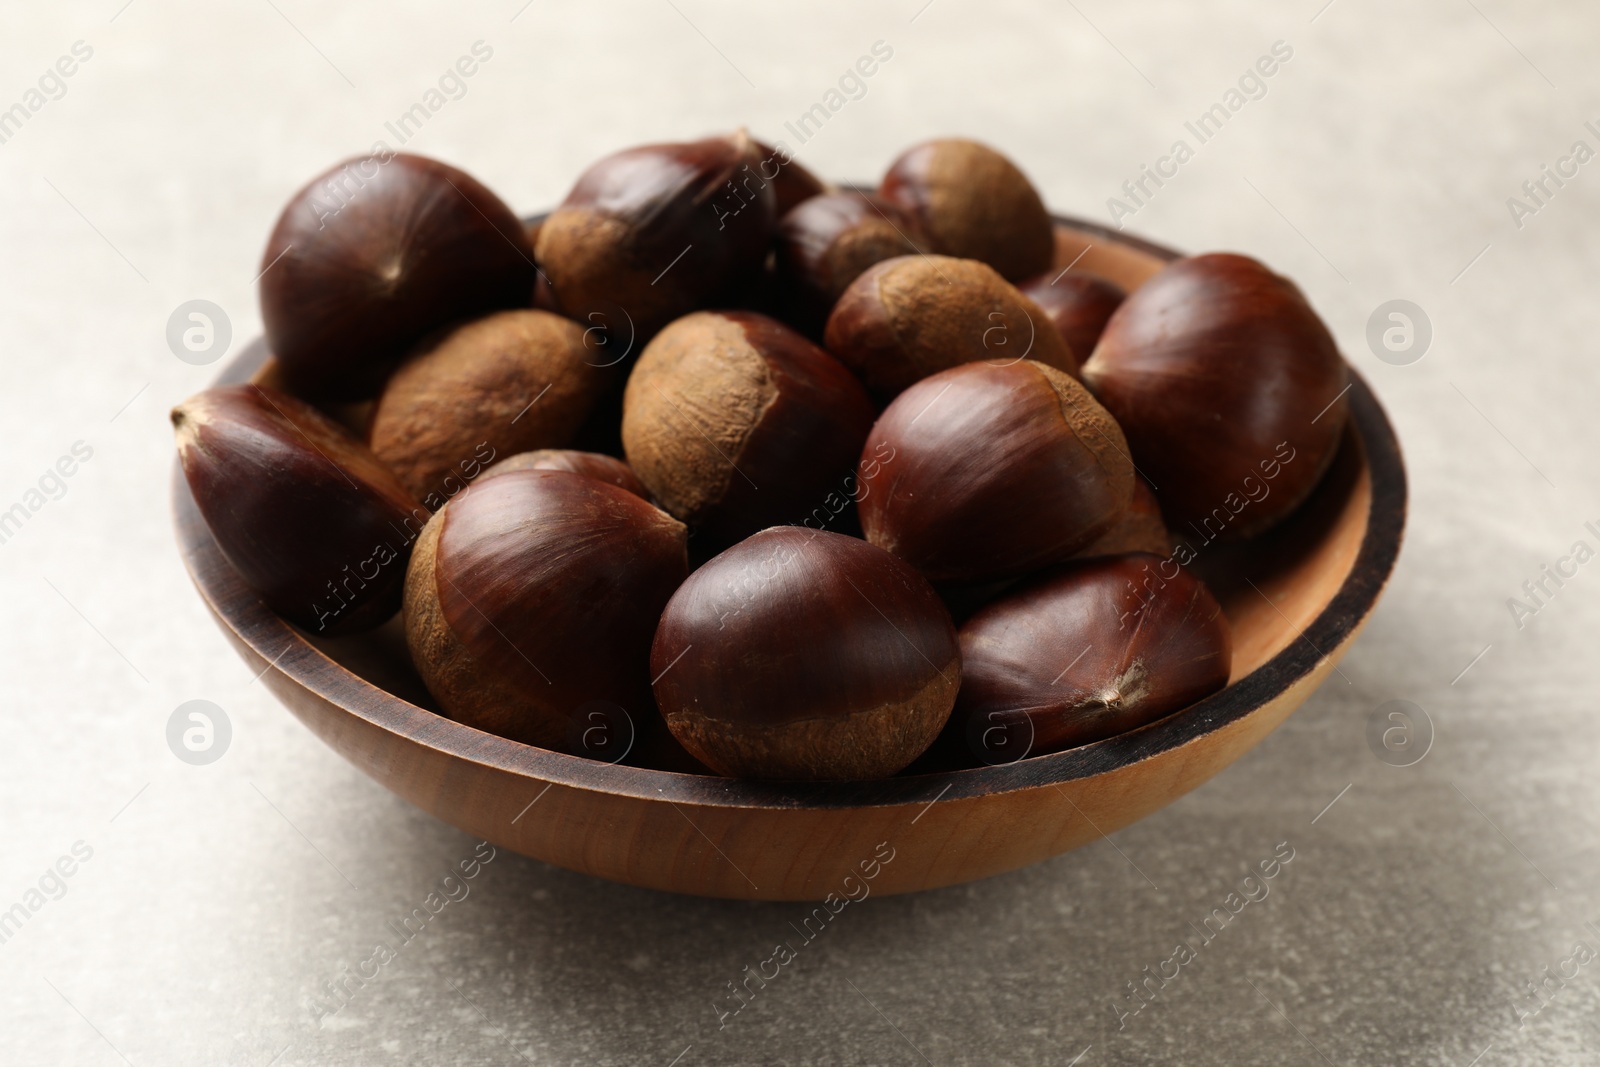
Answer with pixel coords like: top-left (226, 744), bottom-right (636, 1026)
top-left (2, 1), bottom-right (1597, 1064)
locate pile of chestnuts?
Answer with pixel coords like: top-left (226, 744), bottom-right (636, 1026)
top-left (174, 130), bottom-right (1350, 781)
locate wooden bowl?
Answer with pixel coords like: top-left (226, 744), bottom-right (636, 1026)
top-left (173, 216), bottom-right (1406, 901)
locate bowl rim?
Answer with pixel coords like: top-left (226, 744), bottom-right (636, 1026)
top-left (174, 213), bottom-right (1407, 812)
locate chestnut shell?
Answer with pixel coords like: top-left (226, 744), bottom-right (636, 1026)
top-left (172, 384), bottom-right (426, 635)
top-left (754, 139), bottom-right (830, 217)
top-left (1016, 270), bottom-right (1125, 362)
top-left (946, 553), bottom-right (1232, 762)
top-left (878, 138), bottom-right (1053, 281)
top-left (1082, 253), bottom-right (1349, 539)
top-left (367, 309), bottom-right (612, 507)
top-left (650, 527), bottom-right (960, 780)
top-left (621, 310), bottom-right (874, 543)
top-left (403, 469), bottom-right (687, 751)
top-left (259, 153), bottom-right (535, 400)
top-left (857, 360), bottom-right (1135, 584)
top-left (1074, 477), bottom-right (1171, 559)
top-left (774, 191), bottom-right (923, 337)
top-left (533, 132), bottom-right (776, 337)
top-left (824, 254), bottom-right (1079, 403)
top-left (481, 449), bottom-right (648, 499)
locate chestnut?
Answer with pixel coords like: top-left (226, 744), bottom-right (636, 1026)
top-left (824, 254), bottom-right (1079, 403)
top-left (527, 219), bottom-right (563, 313)
top-left (948, 553), bottom-right (1232, 763)
top-left (1016, 270), bottom-right (1125, 362)
top-left (481, 449), bottom-right (648, 499)
top-left (857, 359), bottom-right (1134, 584)
top-left (878, 138), bottom-right (1053, 281)
top-left (403, 468), bottom-right (687, 750)
top-left (260, 152), bottom-right (535, 400)
top-left (754, 139), bottom-right (830, 217)
top-left (651, 527), bottom-right (960, 780)
top-left (248, 356), bottom-right (375, 439)
top-left (1074, 477), bottom-right (1171, 559)
top-left (774, 191), bottom-right (924, 337)
top-left (1082, 253), bottom-right (1349, 538)
top-left (533, 131), bottom-right (776, 337)
top-left (368, 309), bottom-right (612, 507)
top-left (172, 384), bottom-right (427, 635)
top-left (621, 310), bottom-right (874, 543)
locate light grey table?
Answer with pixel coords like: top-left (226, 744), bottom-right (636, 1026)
top-left (3, 2), bottom-right (1597, 1064)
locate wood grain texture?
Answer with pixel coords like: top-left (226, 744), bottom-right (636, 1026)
top-left (173, 215), bottom-right (1407, 900)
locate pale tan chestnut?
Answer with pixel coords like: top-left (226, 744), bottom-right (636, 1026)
top-left (824, 254), bottom-right (1079, 403)
top-left (369, 309), bottom-right (612, 508)
top-left (878, 138), bottom-right (1053, 281)
top-left (621, 310), bottom-right (874, 542)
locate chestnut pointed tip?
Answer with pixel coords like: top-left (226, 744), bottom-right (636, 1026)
top-left (171, 391), bottom-right (224, 446)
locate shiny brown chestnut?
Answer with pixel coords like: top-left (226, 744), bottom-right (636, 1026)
top-left (368, 310), bottom-right (612, 508)
top-left (878, 138), bottom-right (1053, 281)
top-left (947, 553), bottom-right (1232, 764)
top-left (403, 469), bottom-right (687, 751)
top-left (621, 310), bottom-right (874, 543)
top-left (1016, 270), bottom-right (1126, 362)
top-left (172, 384), bottom-right (427, 635)
top-left (775, 191), bottom-right (923, 336)
top-left (824, 254), bottom-right (1079, 403)
top-left (260, 152), bottom-right (535, 400)
top-left (651, 527), bottom-right (960, 780)
top-left (1074, 477), bottom-right (1171, 560)
top-left (857, 359), bottom-right (1134, 584)
top-left (533, 131), bottom-right (776, 337)
top-left (754, 139), bottom-right (830, 217)
top-left (1082, 253), bottom-right (1349, 538)
top-left (480, 448), bottom-right (648, 498)
top-left (248, 357), bottom-right (375, 439)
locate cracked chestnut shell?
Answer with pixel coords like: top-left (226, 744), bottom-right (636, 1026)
top-left (621, 310), bottom-right (874, 543)
top-left (368, 309), bottom-right (612, 508)
top-left (533, 131), bottom-right (776, 337)
top-left (947, 553), bottom-right (1232, 763)
top-left (1082, 253), bottom-right (1349, 539)
top-left (173, 384), bottom-right (427, 635)
top-left (1016, 270), bottom-right (1125, 362)
top-left (878, 138), bottom-right (1053, 281)
top-left (858, 360), bottom-right (1135, 584)
top-left (651, 527), bottom-right (960, 780)
top-left (481, 449), bottom-right (648, 499)
top-left (403, 469), bottom-right (687, 751)
top-left (260, 153), bottom-right (535, 400)
top-left (775, 191), bottom-right (923, 336)
top-left (824, 255), bottom-right (1079, 403)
